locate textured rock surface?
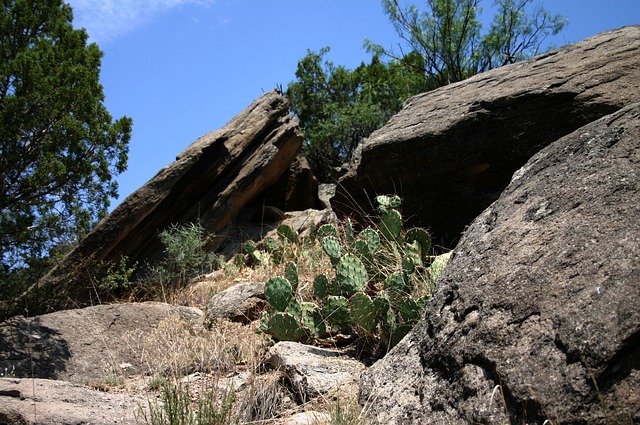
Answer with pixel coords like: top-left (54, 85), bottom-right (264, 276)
top-left (336, 25), bottom-right (640, 247)
top-left (268, 342), bottom-right (365, 401)
top-left (0, 378), bottom-right (148, 425)
top-left (19, 90), bottom-right (302, 316)
top-left (205, 282), bottom-right (266, 324)
top-left (0, 302), bottom-right (203, 383)
top-left (359, 104), bottom-right (640, 424)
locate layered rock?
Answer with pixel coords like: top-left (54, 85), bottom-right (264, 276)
top-left (335, 25), bottom-right (640, 246)
top-left (16, 90), bottom-right (302, 316)
top-left (359, 103), bottom-right (640, 424)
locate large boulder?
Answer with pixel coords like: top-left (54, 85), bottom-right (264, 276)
top-left (335, 25), bottom-right (640, 247)
top-left (14, 90), bottom-right (302, 316)
top-left (0, 302), bottom-right (203, 383)
top-left (359, 103), bottom-right (640, 424)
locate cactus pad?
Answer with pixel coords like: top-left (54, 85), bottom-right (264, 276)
top-left (355, 228), bottom-right (380, 257)
top-left (405, 228), bottom-right (432, 261)
top-left (277, 224), bottom-right (299, 244)
top-left (267, 312), bottom-right (302, 341)
top-left (316, 223), bottom-right (338, 240)
top-left (335, 254), bottom-right (368, 297)
top-left (284, 262), bottom-right (299, 292)
top-left (264, 276), bottom-right (292, 311)
top-left (350, 292), bottom-right (377, 334)
top-left (380, 209), bottom-right (402, 242)
top-left (313, 273), bottom-right (330, 299)
top-left (384, 271), bottom-right (409, 299)
top-left (322, 296), bottom-right (351, 328)
top-left (376, 194), bottom-right (402, 213)
top-left (402, 241), bottom-right (422, 273)
top-left (321, 235), bottom-right (342, 261)
top-left (428, 250), bottom-right (453, 284)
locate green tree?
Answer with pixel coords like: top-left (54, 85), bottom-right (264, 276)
top-left (0, 0), bottom-right (132, 271)
top-left (286, 48), bottom-right (427, 181)
top-left (366, 0), bottom-right (567, 87)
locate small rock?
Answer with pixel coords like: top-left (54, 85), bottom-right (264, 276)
top-left (282, 411), bottom-right (331, 425)
top-left (267, 341), bottom-right (364, 401)
top-left (205, 282), bottom-right (266, 325)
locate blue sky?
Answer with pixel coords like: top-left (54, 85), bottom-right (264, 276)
top-left (65, 0), bottom-right (640, 207)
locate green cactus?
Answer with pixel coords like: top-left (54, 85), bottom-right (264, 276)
top-left (267, 312), bottom-right (302, 341)
top-left (428, 251), bottom-right (453, 284)
top-left (252, 250), bottom-right (269, 266)
top-left (277, 224), bottom-right (299, 244)
top-left (263, 237), bottom-right (278, 253)
top-left (284, 262), bottom-right (299, 292)
top-left (316, 223), bottom-right (338, 240)
top-left (376, 194), bottom-right (401, 213)
top-left (350, 292), bottom-right (377, 334)
top-left (402, 241), bottom-right (422, 274)
top-left (373, 291), bottom-right (391, 316)
top-left (298, 302), bottom-right (328, 338)
top-left (313, 273), bottom-right (330, 299)
top-left (321, 235), bottom-right (342, 263)
top-left (380, 209), bottom-right (403, 242)
top-left (335, 253), bottom-right (368, 297)
top-left (244, 240), bottom-right (257, 255)
top-left (345, 218), bottom-right (355, 244)
top-left (264, 276), bottom-right (292, 312)
top-left (384, 271), bottom-right (409, 299)
top-left (397, 297), bottom-right (421, 322)
top-left (322, 296), bottom-right (351, 328)
top-left (355, 228), bottom-right (380, 258)
top-left (405, 228), bottom-right (432, 261)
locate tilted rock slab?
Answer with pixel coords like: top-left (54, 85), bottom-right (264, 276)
top-left (336, 25), bottom-right (640, 246)
top-left (359, 104), bottom-right (640, 423)
top-left (16, 90), bottom-right (302, 316)
top-left (0, 302), bottom-right (203, 383)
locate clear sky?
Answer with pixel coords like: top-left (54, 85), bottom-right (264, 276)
top-left (64, 0), bottom-right (640, 208)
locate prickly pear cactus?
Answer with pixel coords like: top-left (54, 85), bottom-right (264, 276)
top-left (374, 291), bottom-right (391, 316)
top-left (428, 251), bottom-right (453, 284)
top-left (355, 228), bottom-right (380, 258)
top-left (380, 208), bottom-right (403, 243)
top-left (405, 228), bottom-right (432, 261)
top-left (397, 296), bottom-right (421, 322)
top-left (313, 273), bottom-right (330, 299)
top-left (244, 240), bottom-right (257, 255)
top-left (267, 312), bottom-right (302, 341)
top-left (350, 292), bottom-right (377, 334)
top-left (316, 223), bottom-right (338, 240)
top-left (335, 254), bottom-right (368, 297)
top-left (264, 276), bottom-right (292, 312)
top-left (284, 262), bottom-right (299, 292)
top-left (298, 302), bottom-right (328, 338)
top-left (345, 218), bottom-right (355, 244)
top-left (277, 224), bottom-right (299, 244)
top-left (263, 237), bottom-right (278, 253)
top-left (384, 271), bottom-right (409, 299)
top-left (402, 241), bottom-right (422, 274)
top-left (376, 195), bottom-right (401, 213)
top-left (322, 296), bottom-right (351, 328)
top-left (321, 235), bottom-right (343, 263)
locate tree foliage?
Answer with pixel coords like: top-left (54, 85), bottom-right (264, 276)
top-left (366, 0), bottom-right (567, 87)
top-left (286, 48), bottom-right (428, 181)
top-left (287, 1), bottom-right (566, 180)
top-left (0, 0), bottom-right (132, 271)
